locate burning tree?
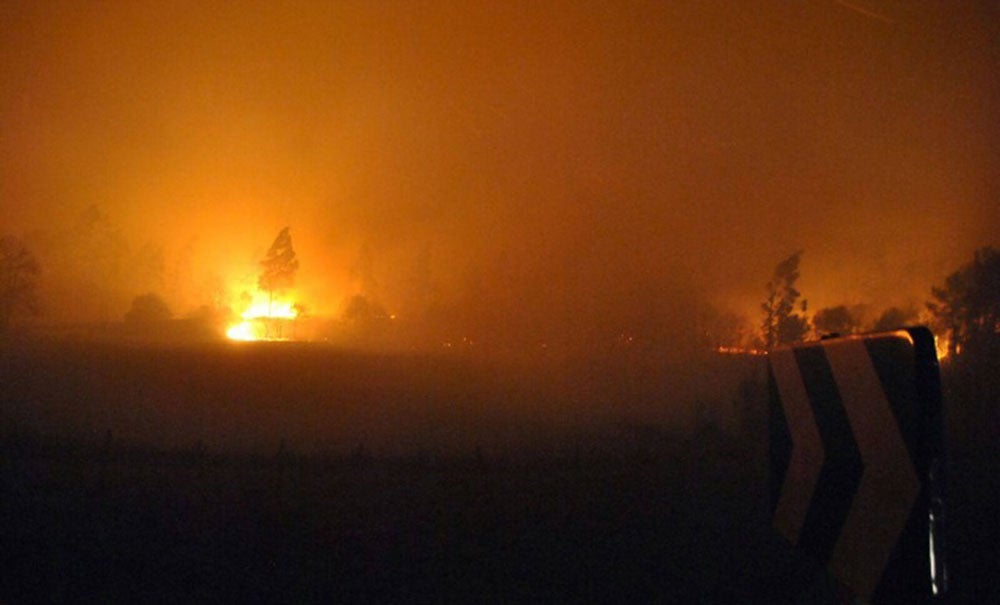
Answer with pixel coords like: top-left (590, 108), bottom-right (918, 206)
top-left (258, 227), bottom-right (299, 314)
top-left (225, 228), bottom-right (303, 341)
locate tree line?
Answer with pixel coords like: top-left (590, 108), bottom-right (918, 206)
top-left (759, 247), bottom-right (1000, 360)
top-left (2, 224), bottom-right (998, 363)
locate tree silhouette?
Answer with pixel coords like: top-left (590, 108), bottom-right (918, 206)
top-left (342, 293), bottom-right (389, 323)
top-left (124, 292), bottom-right (173, 323)
top-left (927, 246), bottom-right (1000, 358)
top-left (0, 235), bottom-right (41, 334)
top-left (813, 304), bottom-right (863, 336)
top-left (872, 306), bottom-right (917, 332)
top-left (350, 243), bottom-right (379, 299)
top-left (405, 243), bottom-right (436, 317)
top-left (761, 251), bottom-right (809, 349)
top-left (59, 205), bottom-right (130, 322)
top-left (258, 227), bottom-right (299, 313)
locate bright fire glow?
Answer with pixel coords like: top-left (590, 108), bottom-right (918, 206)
top-left (226, 321), bottom-right (260, 341)
top-left (226, 291), bottom-right (300, 341)
top-left (242, 298), bottom-right (298, 320)
top-left (933, 334), bottom-right (950, 361)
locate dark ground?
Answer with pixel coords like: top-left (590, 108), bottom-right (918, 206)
top-left (0, 340), bottom-right (996, 603)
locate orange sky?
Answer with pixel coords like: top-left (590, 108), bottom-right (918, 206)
top-left (1, 1), bottom-right (997, 335)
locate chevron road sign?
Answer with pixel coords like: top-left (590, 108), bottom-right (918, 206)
top-left (768, 327), bottom-right (947, 603)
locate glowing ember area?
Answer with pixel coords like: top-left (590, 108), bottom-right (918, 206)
top-left (715, 345), bottom-right (768, 356)
top-left (226, 292), bottom-right (300, 342)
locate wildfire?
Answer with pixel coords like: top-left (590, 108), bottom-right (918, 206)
top-left (226, 292), bottom-right (300, 341)
top-left (224, 226), bottom-right (304, 342)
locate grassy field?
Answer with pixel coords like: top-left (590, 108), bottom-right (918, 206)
top-left (0, 339), bottom-right (995, 602)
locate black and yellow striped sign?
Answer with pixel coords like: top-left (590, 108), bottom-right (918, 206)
top-left (769, 327), bottom-right (947, 603)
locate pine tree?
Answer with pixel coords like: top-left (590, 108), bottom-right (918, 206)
top-left (761, 251), bottom-right (809, 349)
top-left (258, 227), bottom-right (299, 314)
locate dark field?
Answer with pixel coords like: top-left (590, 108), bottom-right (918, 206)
top-left (1, 340), bottom-right (997, 603)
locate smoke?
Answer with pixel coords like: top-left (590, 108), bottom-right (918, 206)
top-left (1, 1), bottom-right (997, 346)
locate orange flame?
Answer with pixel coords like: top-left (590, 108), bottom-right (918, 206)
top-left (226, 291), bottom-right (300, 341)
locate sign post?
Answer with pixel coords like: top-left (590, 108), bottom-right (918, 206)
top-left (768, 327), bottom-right (947, 603)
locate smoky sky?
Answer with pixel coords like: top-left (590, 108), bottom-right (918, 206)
top-left (1, 1), bottom-right (997, 331)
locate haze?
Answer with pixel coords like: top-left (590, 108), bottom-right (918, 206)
top-left (2, 0), bottom-right (997, 343)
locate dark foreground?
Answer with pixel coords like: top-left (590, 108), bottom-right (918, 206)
top-left (0, 434), bottom-right (823, 603)
top-left (0, 340), bottom-right (997, 603)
